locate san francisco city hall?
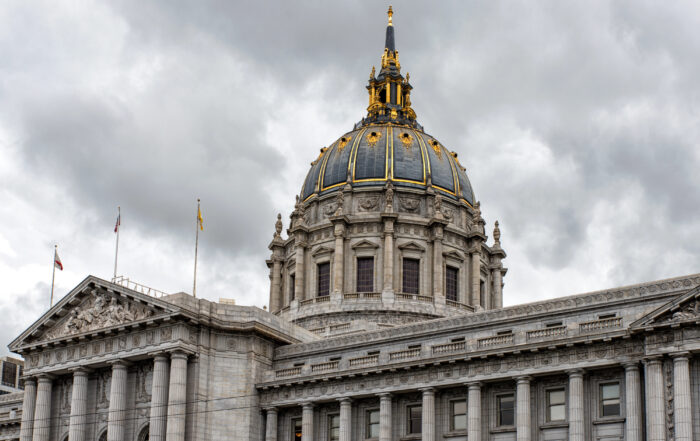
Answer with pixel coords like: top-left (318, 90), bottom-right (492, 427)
top-left (3, 7), bottom-right (699, 441)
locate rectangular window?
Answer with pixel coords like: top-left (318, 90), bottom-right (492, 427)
top-left (497, 394), bottom-right (515, 426)
top-left (292, 418), bottom-right (302, 441)
top-left (402, 258), bottom-right (420, 294)
top-left (446, 266), bottom-right (459, 301)
top-left (290, 274), bottom-right (296, 301)
top-left (1, 362), bottom-right (17, 387)
top-left (450, 399), bottom-right (467, 431)
top-left (407, 405), bottom-right (422, 434)
top-left (356, 257), bottom-right (374, 292)
top-left (317, 263), bottom-right (330, 297)
top-left (328, 414), bottom-right (340, 441)
top-left (366, 409), bottom-right (380, 438)
top-left (546, 389), bottom-right (566, 421)
top-left (600, 383), bottom-right (621, 417)
top-left (479, 280), bottom-right (486, 307)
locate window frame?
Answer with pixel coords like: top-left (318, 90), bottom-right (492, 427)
top-left (365, 408), bottom-right (380, 439)
top-left (449, 398), bottom-right (467, 431)
top-left (599, 382), bottom-right (621, 417)
top-left (402, 258), bottom-right (421, 294)
top-left (496, 393), bottom-right (515, 427)
top-left (406, 403), bottom-right (422, 435)
top-left (327, 413), bottom-right (340, 441)
top-left (445, 266), bottom-right (459, 302)
top-left (545, 388), bottom-right (566, 422)
top-left (291, 417), bottom-right (302, 441)
top-left (356, 256), bottom-right (375, 293)
top-left (317, 262), bottom-right (331, 297)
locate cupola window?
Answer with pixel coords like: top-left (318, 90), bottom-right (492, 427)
top-left (317, 263), bottom-right (330, 297)
top-left (356, 257), bottom-right (374, 292)
top-left (446, 266), bottom-right (459, 302)
top-left (402, 258), bottom-right (420, 294)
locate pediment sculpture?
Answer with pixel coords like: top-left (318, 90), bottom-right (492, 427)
top-left (656, 299), bottom-right (699, 324)
top-left (44, 292), bottom-right (154, 340)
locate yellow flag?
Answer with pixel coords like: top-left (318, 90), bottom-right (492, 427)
top-left (197, 206), bottom-right (204, 231)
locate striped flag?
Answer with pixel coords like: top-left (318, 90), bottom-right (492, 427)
top-left (114, 212), bottom-right (121, 233)
top-left (54, 250), bottom-right (63, 271)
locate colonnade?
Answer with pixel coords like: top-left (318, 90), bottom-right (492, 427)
top-left (263, 357), bottom-right (693, 441)
top-left (19, 351), bottom-right (190, 441)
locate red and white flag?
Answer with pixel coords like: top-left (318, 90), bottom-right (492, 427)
top-left (54, 250), bottom-right (63, 271)
top-left (114, 212), bottom-right (121, 233)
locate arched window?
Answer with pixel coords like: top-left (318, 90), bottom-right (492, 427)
top-left (138, 424), bottom-right (150, 441)
top-left (97, 429), bottom-right (107, 441)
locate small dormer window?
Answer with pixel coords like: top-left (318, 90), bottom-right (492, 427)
top-left (598, 313), bottom-right (616, 320)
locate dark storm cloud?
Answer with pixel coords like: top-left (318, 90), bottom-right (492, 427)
top-left (2, 0), bottom-right (700, 354)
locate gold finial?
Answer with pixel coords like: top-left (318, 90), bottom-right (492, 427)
top-left (388, 5), bottom-right (393, 26)
top-left (370, 66), bottom-right (375, 79)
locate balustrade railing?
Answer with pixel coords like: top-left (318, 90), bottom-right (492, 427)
top-left (478, 333), bottom-right (514, 348)
top-left (432, 341), bottom-right (466, 354)
top-left (276, 367), bottom-right (301, 378)
top-left (389, 348), bottom-right (421, 361)
top-left (526, 326), bottom-right (567, 340)
top-left (111, 276), bottom-right (167, 298)
top-left (310, 361), bottom-right (339, 373)
top-left (579, 317), bottom-right (622, 333)
top-left (395, 293), bottom-right (433, 303)
top-left (348, 354), bottom-right (379, 367)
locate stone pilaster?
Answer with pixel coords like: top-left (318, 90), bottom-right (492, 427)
top-left (338, 398), bottom-right (352, 441)
top-left (382, 216), bottom-right (396, 295)
top-left (294, 242), bottom-right (306, 300)
top-left (467, 382), bottom-right (481, 441)
top-left (471, 250), bottom-right (481, 307)
top-left (516, 376), bottom-right (531, 441)
top-left (32, 375), bottom-right (52, 441)
top-left (166, 352), bottom-right (188, 441)
top-left (567, 370), bottom-right (584, 441)
top-left (379, 393), bottom-right (392, 441)
top-left (269, 258), bottom-right (282, 312)
top-left (68, 369), bottom-right (89, 441)
top-left (421, 388), bottom-right (435, 441)
top-left (644, 357), bottom-right (665, 441)
top-left (19, 377), bottom-right (37, 441)
top-left (301, 402), bottom-right (314, 441)
top-left (332, 221), bottom-right (346, 294)
top-left (491, 267), bottom-right (503, 309)
top-left (264, 407), bottom-right (278, 441)
top-left (624, 362), bottom-right (642, 441)
top-left (107, 362), bottom-right (128, 441)
top-left (432, 227), bottom-right (443, 299)
top-left (150, 355), bottom-right (170, 441)
top-left (673, 353), bottom-right (693, 441)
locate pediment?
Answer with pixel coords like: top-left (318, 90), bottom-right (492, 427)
top-left (398, 241), bottom-right (425, 252)
top-left (351, 239), bottom-right (380, 249)
top-left (10, 276), bottom-right (183, 351)
top-left (630, 285), bottom-right (700, 330)
top-left (311, 246), bottom-right (334, 257)
top-left (443, 250), bottom-right (465, 261)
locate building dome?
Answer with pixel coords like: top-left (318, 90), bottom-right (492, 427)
top-left (301, 125), bottom-right (475, 206)
top-left (267, 7), bottom-right (506, 336)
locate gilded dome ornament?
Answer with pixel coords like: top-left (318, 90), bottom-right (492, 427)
top-left (366, 130), bottom-right (382, 147)
top-left (338, 136), bottom-right (351, 152)
top-left (430, 140), bottom-right (443, 160)
top-left (399, 132), bottom-right (413, 149)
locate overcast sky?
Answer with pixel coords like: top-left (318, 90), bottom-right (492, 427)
top-left (1, 1), bottom-right (699, 354)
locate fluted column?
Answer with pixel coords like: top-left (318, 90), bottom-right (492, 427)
top-left (492, 267), bottom-right (503, 309)
top-left (382, 219), bottom-right (394, 293)
top-left (624, 362), bottom-right (642, 441)
top-left (516, 377), bottom-right (531, 441)
top-left (467, 382), bottom-right (481, 441)
top-left (567, 370), bottom-right (584, 441)
top-left (166, 351), bottom-right (188, 441)
top-left (68, 369), bottom-right (90, 441)
top-left (673, 353), bottom-right (693, 441)
top-left (644, 357), bottom-right (665, 441)
top-left (421, 388), bottom-right (435, 441)
top-left (332, 223), bottom-right (345, 294)
top-left (32, 375), bottom-right (52, 441)
top-left (150, 355), bottom-right (170, 441)
top-left (471, 251), bottom-right (481, 307)
top-left (107, 362), bottom-right (128, 441)
top-left (338, 398), bottom-right (352, 441)
top-left (379, 393), bottom-right (392, 441)
top-left (264, 407), bottom-right (278, 441)
top-left (295, 244), bottom-right (306, 300)
top-left (301, 402), bottom-right (314, 441)
top-left (19, 377), bottom-right (37, 441)
top-left (270, 258), bottom-right (282, 312)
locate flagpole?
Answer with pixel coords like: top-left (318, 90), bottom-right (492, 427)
top-left (50, 245), bottom-right (57, 307)
top-left (193, 198), bottom-right (200, 298)
top-left (113, 206), bottom-right (120, 281)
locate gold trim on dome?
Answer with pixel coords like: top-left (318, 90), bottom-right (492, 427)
top-left (338, 136), bottom-right (351, 152)
top-left (389, 126), bottom-right (426, 185)
top-left (430, 140), bottom-right (443, 160)
top-left (413, 131), bottom-right (432, 179)
top-left (399, 131), bottom-right (413, 149)
top-left (352, 127), bottom-right (389, 183)
top-left (366, 130), bottom-right (382, 148)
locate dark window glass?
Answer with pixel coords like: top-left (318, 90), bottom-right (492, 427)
top-left (450, 399), bottom-right (467, 431)
top-left (356, 257), bottom-right (374, 292)
top-left (328, 415), bottom-right (340, 441)
top-left (497, 394), bottom-right (515, 426)
top-left (290, 274), bottom-right (296, 301)
top-left (446, 266), bottom-right (459, 301)
top-left (547, 389), bottom-right (566, 421)
top-left (292, 418), bottom-right (302, 441)
top-left (2, 362), bottom-right (17, 387)
top-left (402, 258), bottom-right (420, 294)
top-left (17, 366), bottom-right (23, 390)
top-left (317, 263), bottom-right (330, 297)
top-left (479, 280), bottom-right (486, 307)
top-left (407, 405), bottom-right (422, 434)
top-left (366, 409), bottom-right (380, 438)
top-left (600, 383), bottom-right (620, 416)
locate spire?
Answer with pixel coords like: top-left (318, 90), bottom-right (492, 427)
top-left (358, 6), bottom-right (421, 130)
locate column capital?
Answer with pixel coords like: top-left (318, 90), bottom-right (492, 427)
top-left (36, 373), bottom-right (55, 383)
top-left (378, 392), bottom-right (392, 398)
top-left (515, 375), bottom-right (532, 384)
top-left (643, 355), bottom-right (663, 366)
top-left (69, 367), bottom-right (92, 376)
top-left (19, 375), bottom-right (37, 384)
top-left (337, 397), bottom-right (353, 405)
top-left (108, 359), bottom-right (131, 369)
top-left (301, 402), bottom-right (315, 410)
top-left (263, 406), bottom-right (278, 413)
top-left (419, 387), bottom-right (435, 395)
top-left (623, 361), bottom-right (640, 371)
top-left (168, 349), bottom-right (190, 360)
top-left (466, 381), bottom-right (482, 389)
top-left (566, 369), bottom-right (584, 377)
top-left (671, 351), bottom-right (690, 361)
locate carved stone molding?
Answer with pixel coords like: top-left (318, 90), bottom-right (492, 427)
top-left (399, 196), bottom-right (420, 213)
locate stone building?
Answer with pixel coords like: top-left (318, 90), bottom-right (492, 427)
top-left (7, 7), bottom-right (700, 441)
